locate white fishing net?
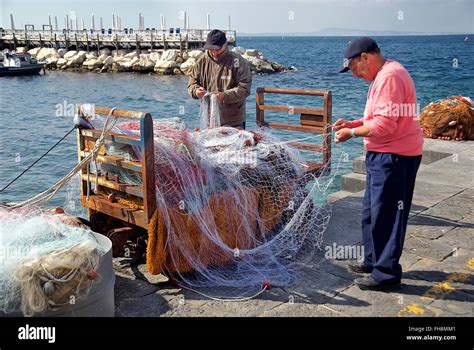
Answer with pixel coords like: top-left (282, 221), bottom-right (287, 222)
top-left (79, 103), bottom-right (337, 298)
top-left (199, 93), bottom-right (221, 129)
top-left (0, 205), bottom-right (106, 316)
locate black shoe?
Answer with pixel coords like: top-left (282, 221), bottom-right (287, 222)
top-left (348, 262), bottom-right (373, 274)
top-left (355, 276), bottom-right (401, 291)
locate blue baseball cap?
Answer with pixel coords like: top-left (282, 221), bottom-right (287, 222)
top-left (338, 37), bottom-right (380, 73)
top-left (204, 29), bottom-right (227, 50)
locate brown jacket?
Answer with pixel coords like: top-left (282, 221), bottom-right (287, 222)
top-left (188, 47), bottom-right (252, 127)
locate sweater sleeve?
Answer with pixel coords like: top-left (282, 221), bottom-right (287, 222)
top-left (223, 57), bottom-right (252, 104)
top-left (364, 74), bottom-right (405, 137)
top-left (349, 119), bottom-right (364, 128)
top-left (188, 58), bottom-right (203, 99)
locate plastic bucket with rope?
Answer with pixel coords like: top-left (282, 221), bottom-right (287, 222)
top-left (0, 232), bottom-right (115, 317)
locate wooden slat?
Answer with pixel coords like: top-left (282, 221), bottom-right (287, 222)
top-left (75, 104), bottom-right (147, 121)
top-left (93, 106), bottom-right (147, 120)
top-left (300, 113), bottom-right (325, 127)
top-left (81, 174), bottom-right (143, 197)
top-left (77, 129), bottom-right (89, 217)
top-left (81, 194), bottom-right (147, 229)
top-left (259, 121), bottom-right (325, 134)
top-left (256, 90), bottom-right (264, 124)
top-left (80, 129), bottom-right (142, 146)
top-left (259, 104), bottom-right (324, 116)
top-left (287, 142), bottom-right (323, 152)
top-left (80, 152), bottom-right (142, 172)
top-left (140, 114), bottom-right (157, 223)
top-left (257, 87), bottom-right (329, 97)
top-left (303, 161), bottom-right (324, 173)
top-left (323, 92), bottom-right (333, 166)
top-left (83, 139), bottom-right (106, 155)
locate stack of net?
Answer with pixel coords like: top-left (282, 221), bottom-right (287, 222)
top-left (199, 93), bottom-right (221, 129)
top-left (419, 96), bottom-right (474, 140)
top-left (81, 108), bottom-right (335, 298)
top-left (0, 205), bottom-right (106, 316)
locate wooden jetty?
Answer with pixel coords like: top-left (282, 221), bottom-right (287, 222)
top-left (0, 27), bottom-right (237, 51)
top-left (0, 13), bottom-right (236, 51)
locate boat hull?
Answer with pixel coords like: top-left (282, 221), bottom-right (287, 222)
top-left (0, 64), bottom-right (44, 77)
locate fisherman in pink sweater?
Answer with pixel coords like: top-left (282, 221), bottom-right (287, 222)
top-left (334, 37), bottom-right (423, 291)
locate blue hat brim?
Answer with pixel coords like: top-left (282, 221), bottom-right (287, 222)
top-left (338, 65), bottom-right (350, 73)
top-left (204, 44), bottom-right (223, 50)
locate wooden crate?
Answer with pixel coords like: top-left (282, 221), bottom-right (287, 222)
top-left (76, 105), bottom-right (156, 229)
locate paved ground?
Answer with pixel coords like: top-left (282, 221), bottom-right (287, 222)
top-left (112, 139), bottom-right (473, 317)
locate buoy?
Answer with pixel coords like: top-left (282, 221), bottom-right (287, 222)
top-left (43, 281), bottom-right (55, 296)
top-left (54, 207), bottom-right (65, 214)
top-left (262, 280), bottom-right (272, 289)
top-left (86, 270), bottom-right (98, 280)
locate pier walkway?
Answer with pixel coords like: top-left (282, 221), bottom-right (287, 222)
top-left (0, 28), bottom-right (237, 51)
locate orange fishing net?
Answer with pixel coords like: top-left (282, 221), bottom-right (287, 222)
top-left (146, 186), bottom-right (290, 274)
top-left (419, 96), bottom-right (474, 140)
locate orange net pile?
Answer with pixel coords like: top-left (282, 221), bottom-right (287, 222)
top-left (419, 96), bottom-right (474, 140)
top-left (146, 186), bottom-right (292, 274)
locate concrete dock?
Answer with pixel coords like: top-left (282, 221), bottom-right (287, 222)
top-left (112, 138), bottom-right (473, 317)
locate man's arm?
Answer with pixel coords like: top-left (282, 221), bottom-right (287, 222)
top-left (334, 124), bottom-right (372, 143)
top-left (350, 119), bottom-right (364, 128)
top-left (188, 59), bottom-right (203, 99)
top-left (223, 57), bottom-right (252, 104)
top-left (334, 118), bottom-right (364, 130)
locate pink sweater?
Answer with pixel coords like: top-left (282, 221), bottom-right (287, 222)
top-left (351, 60), bottom-right (423, 156)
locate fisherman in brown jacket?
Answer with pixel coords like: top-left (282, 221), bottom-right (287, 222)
top-left (188, 29), bottom-right (252, 128)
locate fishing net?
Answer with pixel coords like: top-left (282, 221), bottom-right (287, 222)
top-left (199, 93), bottom-right (221, 128)
top-left (419, 96), bottom-right (474, 140)
top-left (78, 103), bottom-right (336, 298)
top-left (0, 205), bottom-right (106, 316)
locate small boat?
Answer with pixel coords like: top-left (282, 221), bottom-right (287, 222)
top-left (0, 53), bottom-right (46, 77)
top-left (464, 36), bottom-right (469, 43)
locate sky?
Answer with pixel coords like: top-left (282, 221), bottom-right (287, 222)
top-left (1, 0), bottom-right (473, 34)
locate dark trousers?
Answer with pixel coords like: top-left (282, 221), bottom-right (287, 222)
top-left (235, 122), bottom-right (246, 129)
top-left (362, 151), bottom-right (422, 283)
top-left (225, 122), bottom-right (246, 129)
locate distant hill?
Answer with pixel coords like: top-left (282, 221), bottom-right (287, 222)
top-left (239, 28), bottom-right (473, 37)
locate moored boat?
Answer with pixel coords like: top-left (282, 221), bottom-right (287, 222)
top-left (0, 52), bottom-right (46, 77)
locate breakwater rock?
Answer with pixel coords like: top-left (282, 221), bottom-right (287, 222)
top-left (11, 46), bottom-right (295, 75)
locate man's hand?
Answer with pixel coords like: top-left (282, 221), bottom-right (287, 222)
top-left (335, 128), bottom-right (352, 143)
top-left (333, 118), bottom-right (353, 131)
top-left (214, 92), bottom-right (225, 104)
top-left (196, 87), bottom-right (207, 99)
